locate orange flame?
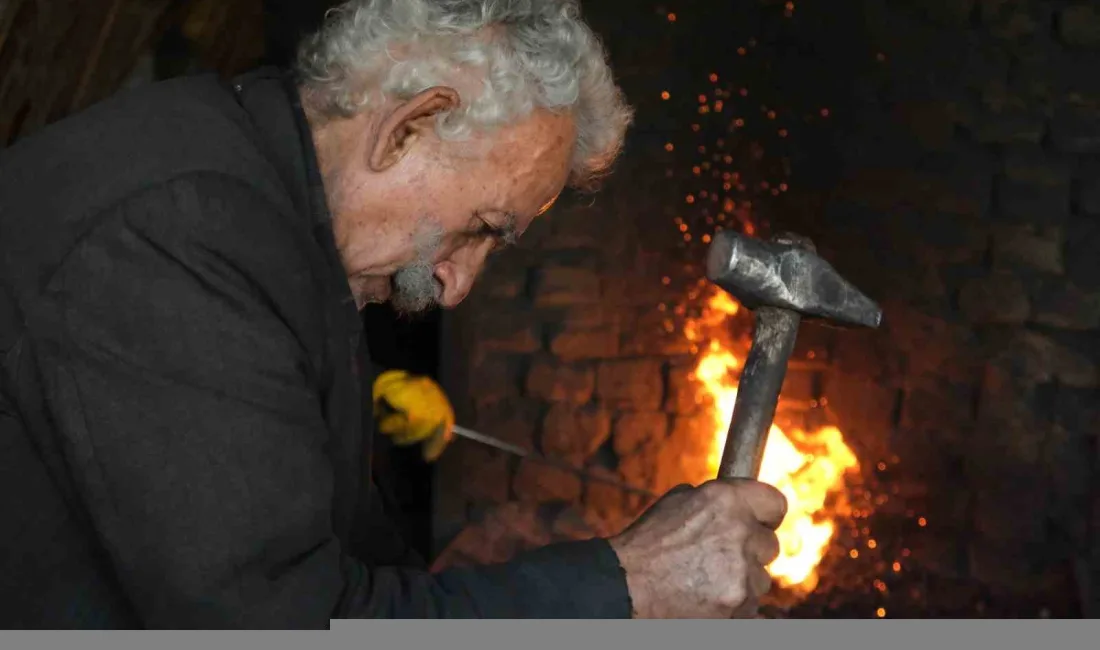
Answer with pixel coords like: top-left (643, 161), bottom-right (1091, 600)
top-left (686, 288), bottom-right (859, 594)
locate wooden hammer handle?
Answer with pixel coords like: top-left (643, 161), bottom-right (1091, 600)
top-left (717, 306), bottom-right (803, 479)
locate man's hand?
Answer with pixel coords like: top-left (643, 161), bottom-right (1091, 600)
top-left (607, 478), bottom-right (787, 619)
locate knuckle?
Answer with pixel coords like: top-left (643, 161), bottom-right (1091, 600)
top-left (700, 479), bottom-right (729, 500)
top-left (724, 575), bottom-right (749, 608)
top-left (766, 536), bottom-right (781, 562)
top-left (772, 488), bottom-right (789, 517)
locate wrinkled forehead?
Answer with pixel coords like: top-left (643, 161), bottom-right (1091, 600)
top-left (488, 111), bottom-right (577, 203)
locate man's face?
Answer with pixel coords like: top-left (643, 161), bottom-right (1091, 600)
top-left (311, 89), bottom-right (575, 315)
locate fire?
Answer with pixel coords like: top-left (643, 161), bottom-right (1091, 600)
top-left (686, 288), bottom-right (859, 594)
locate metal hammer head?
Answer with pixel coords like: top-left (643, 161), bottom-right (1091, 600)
top-left (705, 230), bottom-right (883, 328)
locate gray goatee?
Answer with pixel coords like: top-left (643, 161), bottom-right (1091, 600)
top-left (390, 222), bottom-right (445, 315)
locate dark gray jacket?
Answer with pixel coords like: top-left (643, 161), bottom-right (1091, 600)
top-left (0, 67), bottom-right (631, 628)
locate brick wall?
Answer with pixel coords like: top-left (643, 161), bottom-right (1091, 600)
top-left (810, 0), bottom-right (1100, 612)
top-left (432, 0), bottom-right (1099, 616)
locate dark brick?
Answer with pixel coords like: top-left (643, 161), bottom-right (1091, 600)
top-left (582, 466), bottom-right (631, 536)
top-left (601, 274), bottom-right (681, 307)
top-left (979, 0), bottom-right (1040, 40)
top-left (833, 130), bottom-right (924, 171)
top-left (885, 303), bottom-right (980, 380)
top-left (500, 501), bottom-right (559, 545)
top-left (482, 274), bottom-right (525, 300)
top-left (836, 167), bottom-right (990, 217)
top-left (905, 530), bottom-right (968, 580)
top-left (891, 101), bottom-right (956, 150)
top-left (866, 9), bottom-right (968, 89)
top-left (665, 363), bottom-right (709, 413)
top-left (920, 148), bottom-right (998, 217)
top-left (1065, 220), bottom-right (1100, 289)
top-left (469, 355), bottom-right (524, 407)
top-left (972, 111), bottom-right (1045, 145)
top-left (552, 202), bottom-right (628, 254)
top-left (1081, 163), bottom-right (1100, 216)
top-left (431, 517), bottom-right (523, 570)
top-left (560, 303), bottom-right (627, 329)
top-left (791, 323), bottom-right (836, 364)
top-left (779, 368), bottom-right (818, 404)
top-left (541, 404), bottom-right (612, 464)
top-left (667, 413), bottom-right (722, 486)
top-left (1003, 146), bottom-right (1073, 187)
top-left (968, 539), bottom-right (1053, 594)
top-left (1031, 281), bottom-right (1100, 330)
top-left (596, 359), bottom-right (664, 410)
top-left (991, 224), bottom-right (1064, 274)
top-left (549, 327), bottom-right (619, 361)
top-left (911, 212), bottom-right (990, 266)
top-left (1051, 387), bottom-right (1100, 435)
top-left (899, 380), bottom-right (976, 452)
top-left (549, 507), bottom-right (599, 543)
top-left (972, 383), bottom-right (1047, 467)
top-left (1041, 424), bottom-right (1093, 503)
top-left (907, 0), bottom-right (974, 27)
top-left (620, 319), bottom-right (695, 356)
top-left (472, 313), bottom-right (542, 355)
top-left (1058, 4), bottom-right (1100, 48)
top-left (973, 482), bottom-right (1048, 548)
top-left (822, 371), bottom-right (900, 463)
top-left (526, 358), bottom-right (595, 404)
top-left (471, 255), bottom-right (529, 302)
top-left (987, 330), bottom-right (1098, 388)
top-left (619, 413), bottom-right (714, 494)
top-left (538, 247), bottom-right (602, 271)
top-left (534, 266), bottom-right (602, 307)
top-left (1050, 103), bottom-right (1100, 154)
top-left (431, 489), bottom-right (473, 557)
top-left (612, 411), bottom-right (669, 458)
top-left (541, 228), bottom-right (600, 251)
top-left (445, 443), bottom-right (511, 503)
top-left (1015, 44), bottom-right (1100, 101)
top-left (956, 40), bottom-right (1013, 92)
top-left (995, 177), bottom-right (1071, 224)
top-left (831, 323), bottom-right (902, 381)
top-left (616, 439), bottom-right (666, 495)
top-left (474, 399), bottom-right (543, 448)
top-left (958, 273), bottom-right (1032, 323)
top-left (513, 460), bottom-right (583, 503)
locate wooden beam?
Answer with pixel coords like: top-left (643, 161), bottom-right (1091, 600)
top-left (0, 0), bottom-right (26, 56)
top-left (69, 0), bottom-right (124, 113)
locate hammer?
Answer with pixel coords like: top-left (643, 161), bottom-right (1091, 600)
top-left (704, 230), bottom-right (883, 480)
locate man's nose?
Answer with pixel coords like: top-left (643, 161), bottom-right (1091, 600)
top-left (434, 250), bottom-right (489, 308)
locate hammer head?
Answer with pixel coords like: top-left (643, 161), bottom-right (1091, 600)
top-left (705, 230), bottom-right (883, 329)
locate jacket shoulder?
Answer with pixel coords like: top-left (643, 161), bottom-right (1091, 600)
top-left (0, 73), bottom-right (294, 224)
top-left (0, 74), bottom-right (305, 316)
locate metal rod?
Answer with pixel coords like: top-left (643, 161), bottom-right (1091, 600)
top-left (452, 424), bottom-right (657, 498)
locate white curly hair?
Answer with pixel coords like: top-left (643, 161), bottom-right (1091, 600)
top-left (294, 0), bottom-right (633, 190)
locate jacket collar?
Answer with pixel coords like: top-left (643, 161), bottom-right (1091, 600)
top-left (228, 66), bottom-right (364, 346)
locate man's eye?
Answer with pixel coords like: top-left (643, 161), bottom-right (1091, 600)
top-left (477, 223), bottom-right (510, 250)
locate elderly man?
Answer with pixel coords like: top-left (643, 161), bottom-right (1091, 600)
top-left (0, 0), bottom-right (786, 628)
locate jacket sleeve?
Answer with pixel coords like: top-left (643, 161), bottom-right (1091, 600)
top-left (28, 173), bottom-right (631, 627)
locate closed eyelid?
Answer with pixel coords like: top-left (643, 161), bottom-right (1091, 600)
top-left (475, 212), bottom-right (519, 247)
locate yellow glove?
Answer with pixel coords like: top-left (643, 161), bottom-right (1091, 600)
top-left (372, 369), bottom-right (455, 463)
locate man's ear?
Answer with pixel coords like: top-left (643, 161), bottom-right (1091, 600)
top-left (368, 87), bottom-right (461, 172)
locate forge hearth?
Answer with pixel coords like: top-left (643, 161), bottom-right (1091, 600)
top-left (431, 0), bottom-right (1099, 619)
